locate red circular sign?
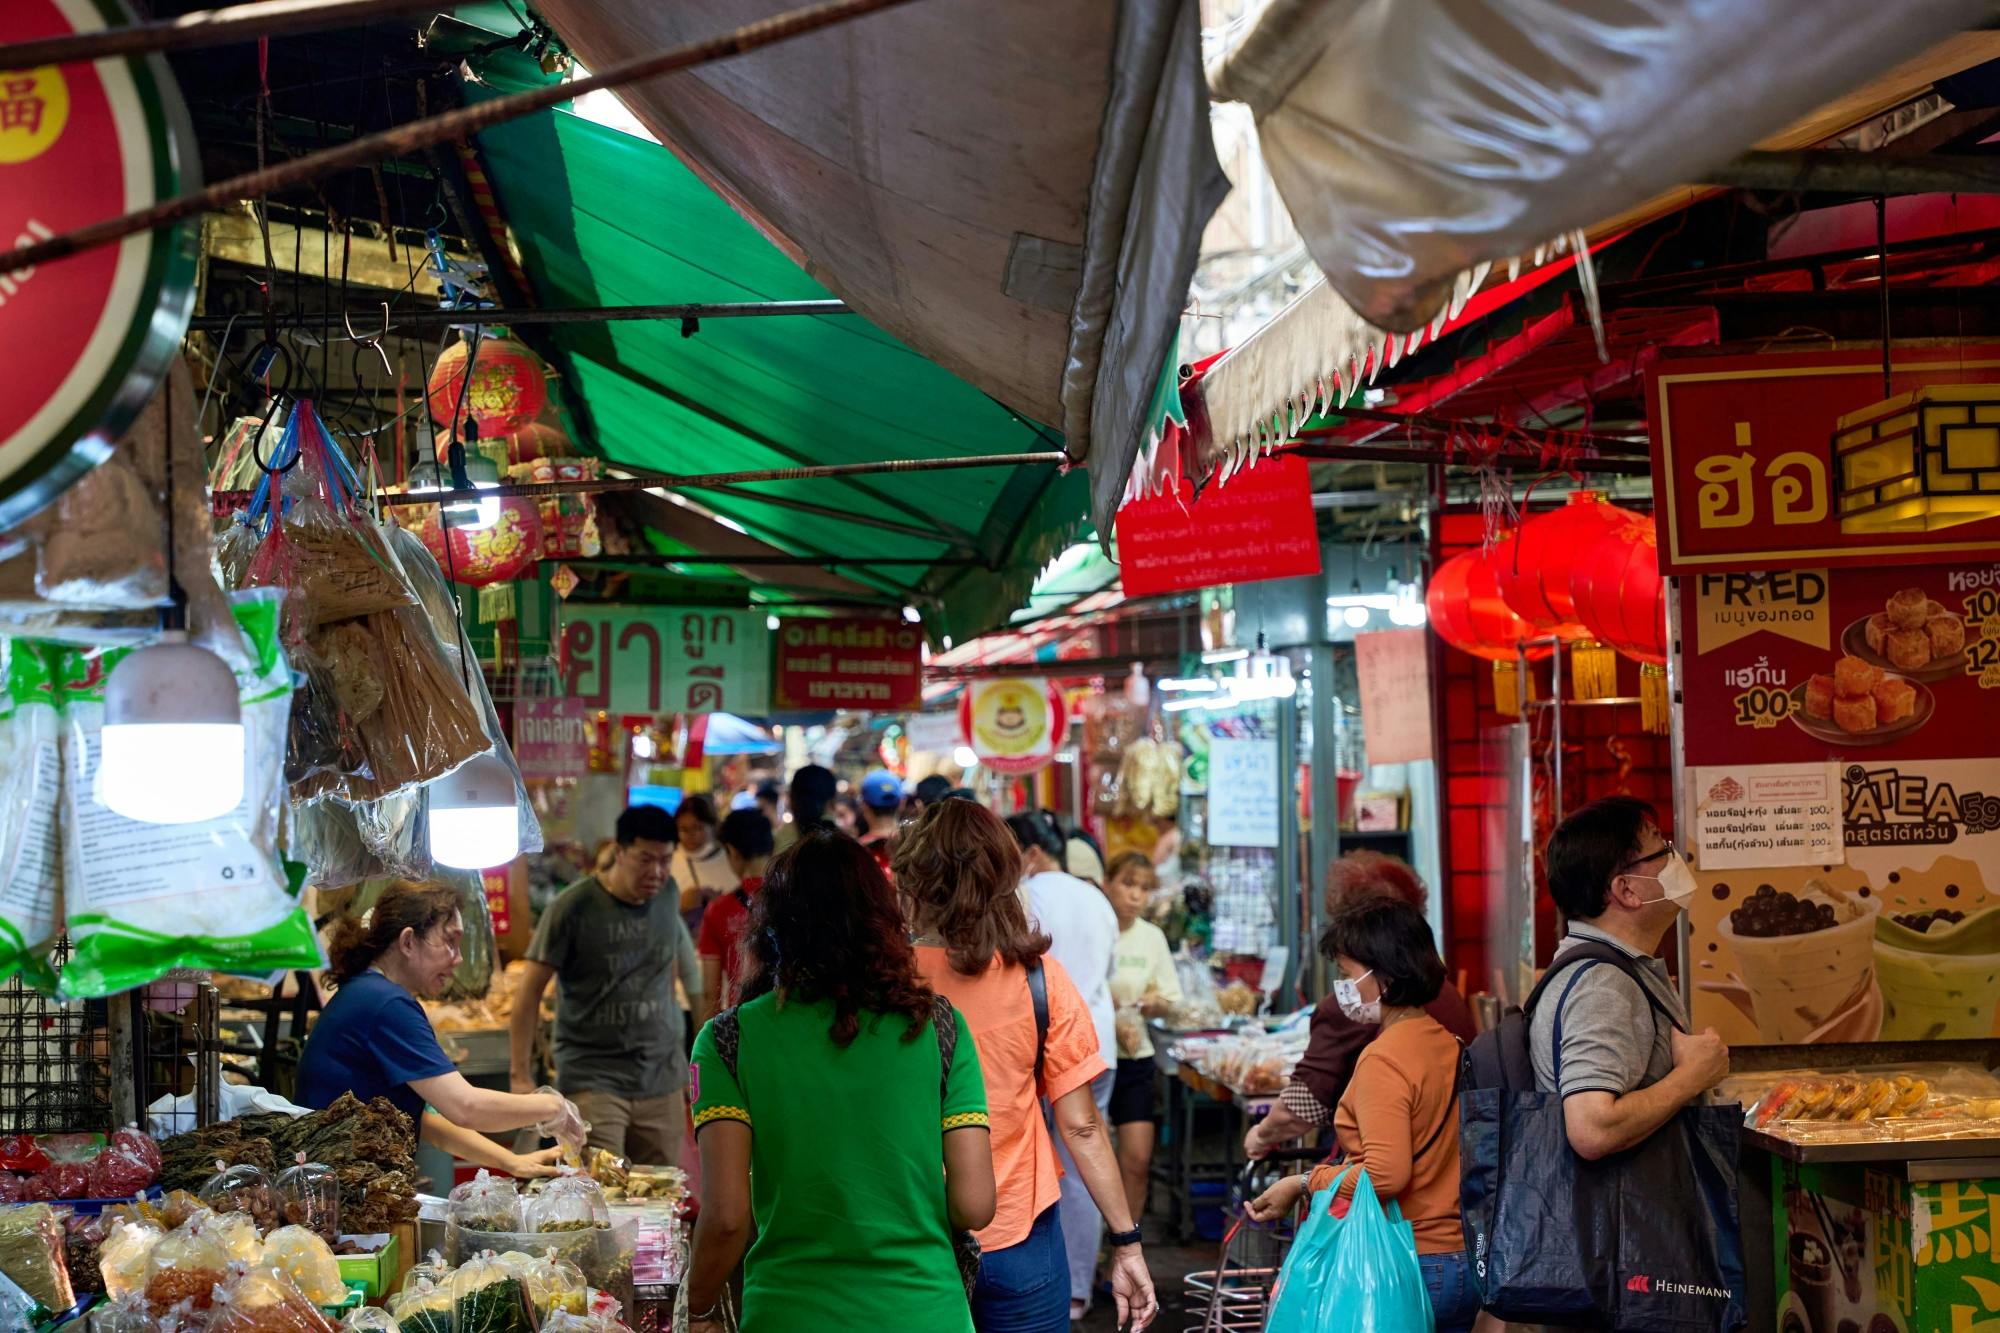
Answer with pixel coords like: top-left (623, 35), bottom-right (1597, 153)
top-left (0, 0), bottom-right (195, 528)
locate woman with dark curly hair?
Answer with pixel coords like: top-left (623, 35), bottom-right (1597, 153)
top-left (899, 800), bottom-right (1159, 1333)
top-left (682, 827), bottom-right (996, 1333)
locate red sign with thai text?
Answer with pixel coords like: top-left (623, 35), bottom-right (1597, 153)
top-left (514, 698), bottom-right (591, 780)
top-left (1115, 453), bottom-right (1321, 596)
top-left (481, 869), bottom-right (512, 936)
top-left (770, 616), bottom-right (924, 711)
top-left (1648, 346), bottom-right (2000, 574)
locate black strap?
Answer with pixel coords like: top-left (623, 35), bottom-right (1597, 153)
top-left (1026, 957), bottom-right (1049, 1091)
top-left (1524, 939), bottom-right (1683, 1031)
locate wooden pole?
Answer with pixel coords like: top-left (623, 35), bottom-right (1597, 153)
top-left (0, 0), bottom-right (925, 276)
top-left (0, 0), bottom-right (465, 68)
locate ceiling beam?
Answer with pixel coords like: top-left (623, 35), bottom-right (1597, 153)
top-left (1700, 150), bottom-right (2000, 196)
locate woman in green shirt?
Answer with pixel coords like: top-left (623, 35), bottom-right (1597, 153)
top-left (685, 826), bottom-right (996, 1333)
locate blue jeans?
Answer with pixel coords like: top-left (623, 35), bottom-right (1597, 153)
top-left (1420, 1250), bottom-right (1481, 1333)
top-left (972, 1204), bottom-right (1069, 1333)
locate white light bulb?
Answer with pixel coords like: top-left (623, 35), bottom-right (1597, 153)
top-left (632, 733), bottom-right (656, 759)
top-left (766, 614), bottom-right (781, 631)
top-left (100, 632), bottom-right (245, 825)
top-left (952, 746), bottom-right (979, 769)
top-left (429, 751), bottom-right (521, 869)
top-left (903, 605), bottom-right (922, 624)
top-left (1343, 605), bottom-right (1371, 628)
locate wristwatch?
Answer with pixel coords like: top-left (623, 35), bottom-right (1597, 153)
top-left (1107, 1225), bottom-right (1143, 1248)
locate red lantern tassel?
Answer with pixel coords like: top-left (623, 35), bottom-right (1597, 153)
top-left (1640, 662), bottom-right (1670, 734)
top-left (1493, 659), bottom-right (1535, 716)
top-left (1571, 640), bottom-right (1619, 700)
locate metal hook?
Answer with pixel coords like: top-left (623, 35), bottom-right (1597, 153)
top-left (344, 301), bottom-right (393, 382)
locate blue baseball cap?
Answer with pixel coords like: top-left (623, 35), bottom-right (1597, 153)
top-left (860, 769), bottom-right (904, 811)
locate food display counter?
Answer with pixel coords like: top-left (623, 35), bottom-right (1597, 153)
top-left (1727, 1045), bottom-right (2000, 1333)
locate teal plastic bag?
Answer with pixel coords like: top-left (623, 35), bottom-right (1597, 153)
top-left (1266, 1166), bottom-right (1433, 1333)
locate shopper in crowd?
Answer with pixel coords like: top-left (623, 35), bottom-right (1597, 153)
top-left (1065, 827), bottom-right (1107, 887)
top-left (300, 880), bottom-right (578, 1178)
top-left (1245, 850), bottom-right (1476, 1158)
top-left (1534, 796), bottom-right (1729, 1160)
top-left (775, 764), bottom-right (838, 853)
top-left (1247, 895), bottom-right (1479, 1332)
top-left (1006, 809), bottom-right (1121, 1318)
top-left (858, 768), bottom-right (904, 869)
top-left (509, 804), bottom-right (703, 1165)
top-left (1101, 853), bottom-right (1181, 1220)
top-left (830, 792), bottom-right (864, 837)
top-left (671, 794), bottom-right (740, 934)
top-left (900, 801), bottom-right (1159, 1333)
top-left (755, 779), bottom-right (784, 833)
top-left (683, 828), bottom-right (995, 1333)
top-left (698, 808), bottom-right (774, 1019)
top-left (909, 773), bottom-right (956, 816)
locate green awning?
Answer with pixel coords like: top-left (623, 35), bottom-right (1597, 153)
top-left (463, 83), bottom-right (1088, 644)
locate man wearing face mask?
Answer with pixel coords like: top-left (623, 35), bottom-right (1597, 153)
top-left (1530, 796), bottom-right (1732, 1161)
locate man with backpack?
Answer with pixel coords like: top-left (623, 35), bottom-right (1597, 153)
top-left (1530, 796), bottom-right (1731, 1157)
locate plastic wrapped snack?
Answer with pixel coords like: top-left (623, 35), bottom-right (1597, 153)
top-left (207, 1266), bottom-right (339, 1333)
top-left (200, 1163), bottom-right (283, 1232)
top-left (55, 590), bottom-right (322, 999)
top-left (275, 1156), bottom-right (341, 1245)
top-left (91, 1134), bottom-right (160, 1199)
top-left (524, 1176), bottom-right (610, 1234)
top-left (447, 1172), bottom-right (521, 1234)
top-left (261, 1225), bottom-right (347, 1306)
top-left (495, 1250), bottom-right (586, 1320)
top-left (0, 1202), bottom-right (75, 1313)
top-left (452, 1251), bottom-right (537, 1333)
top-left (97, 1216), bottom-right (163, 1299)
top-left (0, 637), bottom-right (61, 992)
top-left (144, 1212), bottom-right (232, 1312)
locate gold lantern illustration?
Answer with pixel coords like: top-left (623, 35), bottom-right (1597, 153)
top-left (1832, 385), bottom-right (2000, 534)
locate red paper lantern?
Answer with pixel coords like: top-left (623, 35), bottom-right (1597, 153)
top-left (426, 336), bottom-right (550, 437)
top-left (408, 498), bottom-right (545, 588)
top-left (1426, 542), bottom-right (1553, 663)
top-left (1569, 512), bottom-right (1666, 665)
top-left (495, 421), bottom-right (574, 467)
top-left (1493, 491), bottom-right (1631, 639)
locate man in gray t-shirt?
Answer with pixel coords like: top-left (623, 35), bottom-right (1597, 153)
top-left (1529, 796), bottom-right (1731, 1161)
top-left (510, 805), bottom-right (701, 1165)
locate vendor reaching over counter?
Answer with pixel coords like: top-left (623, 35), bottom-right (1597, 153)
top-left (297, 880), bottom-right (583, 1177)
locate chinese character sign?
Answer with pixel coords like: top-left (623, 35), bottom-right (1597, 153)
top-left (559, 607), bottom-right (771, 716)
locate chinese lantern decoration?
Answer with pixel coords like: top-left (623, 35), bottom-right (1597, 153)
top-left (1570, 511), bottom-right (1670, 734)
top-left (406, 496), bottom-right (545, 592)
top-left (1495, 490), bottom-right (1637, 700)
top-left (507, 456), bottom-right (602, 560)
top-left (426, 335), bottom-right (550, 437)
top-left (1426, 539), bottom-right (1552, 715)
top-left (494, 421), bottom-right (574, 467)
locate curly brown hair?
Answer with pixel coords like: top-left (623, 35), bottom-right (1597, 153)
top-left (894, 799), bottom-right (1049, 976)
top-left (738, 824), bottom-right (936, 1047)
top-left (1325, 849), bottom-right (1428, 915)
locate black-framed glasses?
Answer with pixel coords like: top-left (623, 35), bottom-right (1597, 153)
top-left (1619, 846), bottom-right (1673, 873)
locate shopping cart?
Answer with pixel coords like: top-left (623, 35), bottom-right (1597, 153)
top-left (1180, 1155), bottom-right (1309, 1331)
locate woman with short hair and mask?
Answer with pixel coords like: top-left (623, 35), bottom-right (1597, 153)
top-left (1244, 894), bottom-right (1480, 1332)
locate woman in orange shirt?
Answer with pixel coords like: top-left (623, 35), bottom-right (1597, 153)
top-left (1247, 896), bottom-right (1479, 1332)
top-left (896, 800), bottom-right (1158, 1333)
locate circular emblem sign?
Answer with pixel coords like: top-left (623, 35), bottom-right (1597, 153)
top-left (958, 678), bottom-right (1069, 776)
top-left (0, 0), bottom-right (196, 530)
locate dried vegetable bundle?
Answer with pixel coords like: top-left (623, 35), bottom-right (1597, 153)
top-left (159, 1094), bottom-right (419, 1233)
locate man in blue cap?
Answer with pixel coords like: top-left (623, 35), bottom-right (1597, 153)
top-left (857, 768), bottom-right (904, 874)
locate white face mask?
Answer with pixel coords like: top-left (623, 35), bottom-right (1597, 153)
top-left (1332, 969), bottom-right (1381, 1024)
top-left (1627, 848), bottom-right (1698, 911)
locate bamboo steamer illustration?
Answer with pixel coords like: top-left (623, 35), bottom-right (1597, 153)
top-left (1875, 902), bottom-right (2000, 1041)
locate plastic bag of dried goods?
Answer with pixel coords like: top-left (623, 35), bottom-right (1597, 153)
top-left (142, 1212), bottom-right (233, 1313)
top-left (0, 1202), bottom-right (74, 1313)
top-left (97, 1216), bottom-right (163, 1299)
top-left (261, 1225), bottom-right (347, 1306)
top-left (207, 1265), bottom-right (339, 1333)
top-left (0, 637), bottom-right (61, 992)
top-left (275, 1156), bottom-right (340, 1246)
top-left (445, 1172), bottom-right (520, 1235)
top-left (451, 1250), bottom-right (537, 1333)
top-left (56, 589), bottom-right (323, 999)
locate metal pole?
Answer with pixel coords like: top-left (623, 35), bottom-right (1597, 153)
top-left (0, 0), bottom-right (463, 67)
top-left (186, 299), bottom-right (852, 333)
top-left (1287, 443), bottom-right (1651, 477)
top-left (1311, 404), bottom-right (1650, 456)
top-left (0, 0), bottom-right (925, 275)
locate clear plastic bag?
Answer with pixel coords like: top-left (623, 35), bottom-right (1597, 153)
top-left (97, 1216), bottom-right (163, 1299)
top-left (523, 1176), bottom-right (610, 1235)
top-left (142, 1213), bottom-right (232, 1313)
top-left (207, 1265), bottom-right (339, 1333)
top-left (446, 1171), bottom-right (520, 1234)
top-left (494, 1250), bottom-right (586, 1321)
top-left (275, 1156), bottom-right (341, 1245)
top-left (451, 1250), bottom-right (537, 1333)
top-left (0, 1201), bottom-right (74, 1313)
top-left (387, 1283), bottom-right (453, 1333)
top-left (261, 1224), bottom-right (347, 1306)
top-left (199, 1163), bottom-right (284, 1233)
top-left (0, 637), bottom-right (61, 992)
top-left (341, 1309), bottom-right (404, 1333)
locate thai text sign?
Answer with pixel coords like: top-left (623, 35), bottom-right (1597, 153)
top-left (559, 606), bottom-right (770, 716)
top-left (513, 698), bottom-right (591, 780)
top-left (1354, 629), bottom-right (1434, 767)
top-left (1648, 346), bottom-right (2000, 574)
top-left (1115, 454), bottom-right (1321, 595)
top-left (771, 616), bottom-right (923, 710)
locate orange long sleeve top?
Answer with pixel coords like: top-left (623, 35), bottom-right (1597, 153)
top-left (1305, 1012), bottom-right (1465, 1255)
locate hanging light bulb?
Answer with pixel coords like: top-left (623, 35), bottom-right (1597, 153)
top-left (429, 750), bottom-right (521, 869)
top-left (100, 630), bottom-right (245, 824)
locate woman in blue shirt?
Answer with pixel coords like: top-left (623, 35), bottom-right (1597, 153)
top-left (298, 881), bottom-right (580, 1175)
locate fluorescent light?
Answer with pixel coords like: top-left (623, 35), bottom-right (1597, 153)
top-left (99, 632), bottom-right (245, 825)
top-left (1158, 677), bottom-right (1219, 693)
top-left (952, 746), bottom-right (979, 769)
top-left (429, 751), bottom-right (521, 869)
top-left (1162, 696), bottom-right (1210, 712)
top-left (1201, 647), bottom-right (1249, 664)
